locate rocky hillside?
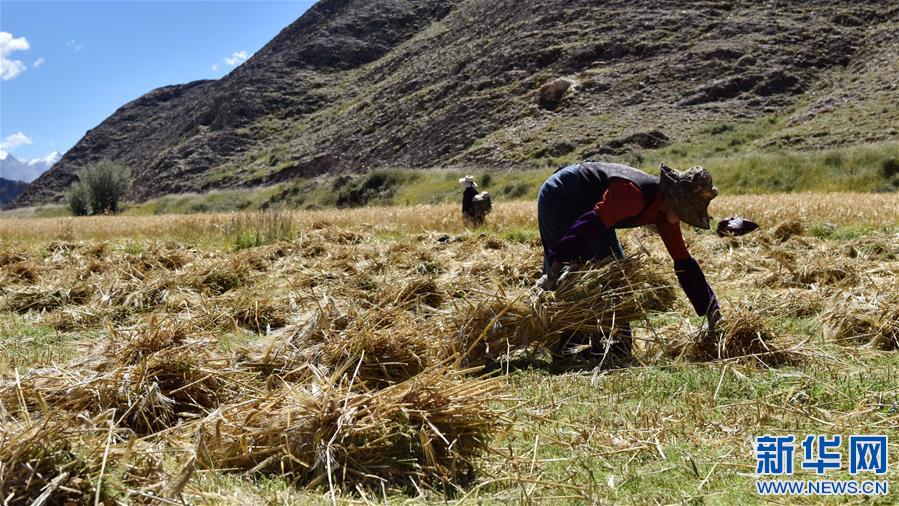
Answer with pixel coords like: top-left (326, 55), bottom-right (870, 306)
top-left (13, 0), bottom-right (899, 207)
top-left (0, 178), bottom-right (29, 205)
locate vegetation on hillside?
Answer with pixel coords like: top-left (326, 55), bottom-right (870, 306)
top-left (67, 161), bottom-right (133, 216)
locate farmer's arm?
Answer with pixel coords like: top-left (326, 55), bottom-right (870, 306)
top-left (659, 221), bottom-right (720, 318)
top-left (546, 180), bottom-right (643, 270)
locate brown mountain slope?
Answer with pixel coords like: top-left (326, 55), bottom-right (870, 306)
top-left (13, 0), bottom-right (899, 207)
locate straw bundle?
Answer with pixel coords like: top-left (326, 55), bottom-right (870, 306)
top-left (125, 245), bottom-right (192, 273)
top-left (380, 275), bottom-right (443, 308)
top-left (197, 367), bottom-right (506, 491)
top-left (769, 221), bottom-right (804, 242)
top-left (0, 419), bottom-right (101, 503)
top-left (0, 249), bottom-right (29, 267)
top-left (451, 294), bottom-right (539, 366)
top-left (1, 345), bottom-right (231, 435)
top-left (690, 311), bottom-right (792, 366)
top-left (183, 259), bottom-right (249, 295)
top-left (764, 251), bottom-right (860, 289)
top-left (543, 258), bottom-right (677, 329)
top-left (237, 298), bottom-right (352, 379)
top-left (0, 261), bottom-right (39, 284)
top-left (0, 415), bottom-right (168, 504)
top-left (43, 305), bottom-right (124, 331)
top-left (452, 257), bottom-right (676, 365)
top-left (318, 324), bottom-right (438, 389)
top-left (823, 294), bottom-right (899, 350)
top-left (0, 280), bottom-right (93, 313)
top-left (224, 287), bottom-right (291, 333)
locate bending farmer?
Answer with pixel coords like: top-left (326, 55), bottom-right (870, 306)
top-left (536, 162), bottom-right (722, 356)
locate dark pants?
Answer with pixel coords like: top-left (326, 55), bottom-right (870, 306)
top-left (537, 165), bottom-right (624, 274)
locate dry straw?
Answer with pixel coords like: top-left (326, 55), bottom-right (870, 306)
top-left (824, 293), bottom-right (899, 351)
top-left (194, 366), bottom-right (507, 491)
top-left (451, 256), bottom-right (677, 365)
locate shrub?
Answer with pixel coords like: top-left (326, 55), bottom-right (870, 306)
top-left (67, 180), bottom-right (90, 216)
top-left (67, 161), bottom-right (133, 215)
top-left (335, 171), bottom-right (417, 208)
top-left (881, 157), bottom-right (899, 178)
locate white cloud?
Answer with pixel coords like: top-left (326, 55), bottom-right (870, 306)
top-left (0, 31), bottom-right (30, 80)
top-left (33, 57), bottom-right (45, 68)
top-left (67, 39), bottom-right (84, 52)
top-left (211, 63), bottom-right (219, 71)
top-left (0, 132), bottom-right (33, 151)
top-left (224, 50), bottom-right (249, 66)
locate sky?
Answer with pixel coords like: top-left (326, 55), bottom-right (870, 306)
top-left (0, 0), bottom-right (314, 168)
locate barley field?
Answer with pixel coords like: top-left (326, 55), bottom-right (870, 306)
top-left (1, 193), bottom-right (897, 504)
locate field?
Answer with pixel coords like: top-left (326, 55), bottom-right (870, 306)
top-left (1, 193), bottom-right (898, 504)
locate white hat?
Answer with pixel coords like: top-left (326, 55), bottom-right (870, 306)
top-left (458, 175), bottom-right (477, 188)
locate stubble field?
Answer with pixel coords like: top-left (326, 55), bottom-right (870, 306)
top-left (1, 193), bottom-right (897, 504)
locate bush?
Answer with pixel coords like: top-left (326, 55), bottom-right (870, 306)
top-left (67, 161), bottom-right (132, 215)
top-left (881, 157), bottom-right (899, 178)
top-left (335, 171), bottom-right (416, 208)
top-left (67, 181), bottom-right (90, 216)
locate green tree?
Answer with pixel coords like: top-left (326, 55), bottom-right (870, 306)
top-left (66, 180), bottom-right (90, 216)
top-left (67, 161), bottom-right (133, 215)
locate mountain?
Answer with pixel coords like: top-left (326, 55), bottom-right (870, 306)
top-left (12, 0), bottom-right (899, 207)
top-left (28, 151), bottom-right (61, 175)
top-left (0, 150), bottom-right (59, 183)
top-left (0, 177), bottom-right (29, 205)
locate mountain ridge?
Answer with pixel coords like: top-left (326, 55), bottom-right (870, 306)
top-left (12, 0), bottom-right (899, 208)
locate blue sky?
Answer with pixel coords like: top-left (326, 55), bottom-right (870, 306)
top-left (0, 0), bottom-right (313, 164)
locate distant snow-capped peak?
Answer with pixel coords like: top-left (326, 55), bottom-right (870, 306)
top-left (28, 151), bottom-right (60, 167)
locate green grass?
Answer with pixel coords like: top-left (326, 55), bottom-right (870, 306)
top-left (0, 315), bottom-right (85, 368)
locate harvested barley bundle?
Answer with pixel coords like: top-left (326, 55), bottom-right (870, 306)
top-left (43, 305), bottom-right (122, 331)
top-left (0, 415), bottom-right (168, 504)
top-left (182, 258), bottom-right (250, 295)
top-left (791, 258), bottom-right (860, 288)
top-left (0, 418), bottom-right (102, 503)
top-left (763, 250), bottom-right (861, 289)
top-left (690, 311), bottom-right (793, 366)
top-left (450, 293), bottom-right (539, 366)
top-left (0, 280), bottom-right (93, 313)
top-left (97, 271), bottom-right (177, 311)
top-left (823, 293), bottom-right (899, 350)
top-left (2, 343), bottom-right (236, 434)
top-left (197, 367), bottom-right (506, 491)
top-left (0, 249), bottom-right (29, 267)
top-left (224, 286), bottom-right (291, 333)
top-left (544, 257), bottom-right (677, 327)
top-left (105, 318), bottom-right (195, 367)
top-left (845, 236), bottom-right (898, 261)
top-left (452, 257), bottom-right (676, 365)
top-left (747, 288), bottom-right (825, 318)
top-left (238, 297), bottom-right (351, 378)
top-left (318, 319), bottom-right (439, 389)
top-left (769, 221), bottom-right (804, 242)
top-left (0, 261), bottom-right (39, 284)
top-left (109, 346), bottom-right (229, 433)
top-left (380, 275), bottom-right (443, 308)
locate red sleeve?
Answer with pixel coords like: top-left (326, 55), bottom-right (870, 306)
top-left (658, 220), bottom-right (690, 261)
top-left (594, 180), bottom-right (645, 228)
